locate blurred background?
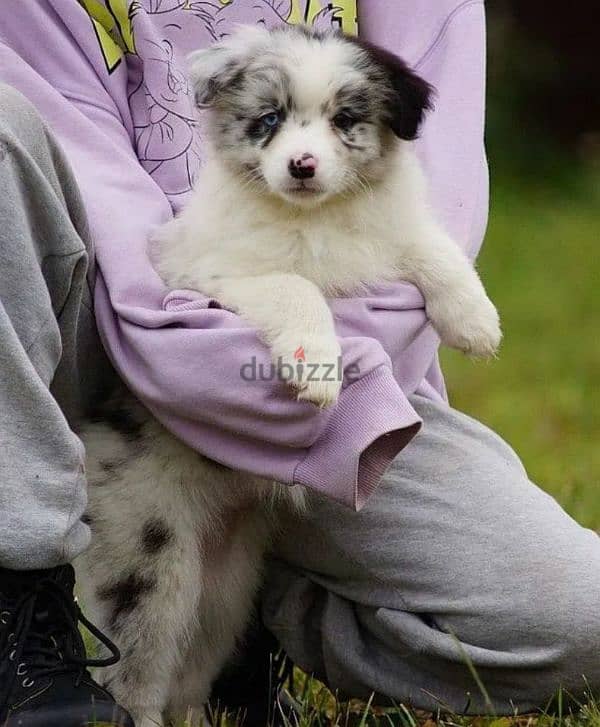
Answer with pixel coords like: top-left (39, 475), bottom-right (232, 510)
top-left (441, 1), bottom-right (600, 528)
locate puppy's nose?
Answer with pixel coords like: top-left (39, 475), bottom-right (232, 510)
top-left (289, 153), bottom-right (318, 180)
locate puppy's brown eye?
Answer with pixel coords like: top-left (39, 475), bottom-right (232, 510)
top-left (333, 112), bottom-right (356, 132)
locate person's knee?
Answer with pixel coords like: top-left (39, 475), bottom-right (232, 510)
top-left (553, 604), bottom-right (600, 694)
top-left (0, 518), bottom-right (90, 571)
top-left (517, 568), bottom-right (600, 700)
top-left (455, 526), bottom-right (600, 708)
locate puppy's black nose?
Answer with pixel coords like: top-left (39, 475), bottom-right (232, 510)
top-left (289, 154), bottom-right (317, 180)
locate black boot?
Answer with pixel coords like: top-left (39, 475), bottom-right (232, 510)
top-left (0, 564), bottom-right (133, 727)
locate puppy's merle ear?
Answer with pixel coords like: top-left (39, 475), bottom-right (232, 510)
top-left (188, 46), bottom-right (243, 107)
top-left (357, 39), bottom-right (434, 140)
top-left (188, 26), bottom-right (269, 107)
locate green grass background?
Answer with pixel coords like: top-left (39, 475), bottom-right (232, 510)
top-left (441, 165), bottom-right (600, 529)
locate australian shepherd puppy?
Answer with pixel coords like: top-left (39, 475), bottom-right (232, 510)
top-left (76, 25), bottom-right (501, 727)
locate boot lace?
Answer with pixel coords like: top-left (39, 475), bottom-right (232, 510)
top-left (0, 576), bottom-right (119, 706)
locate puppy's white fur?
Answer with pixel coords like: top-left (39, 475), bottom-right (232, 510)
top-left (158, 25), bottom-right (500, 405)
top-left (156, 144), bottom-right (500, 406)
top-left (76, 25), bottom-right (501, 726)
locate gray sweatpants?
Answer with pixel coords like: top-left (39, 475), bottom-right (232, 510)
top-left (1, 85), bottom-right (599, 714)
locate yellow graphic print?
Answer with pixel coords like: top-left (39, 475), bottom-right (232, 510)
top-left (78, 0), bottom-right (133, 72)
top-left (80, 0), bottom-right (357, 74)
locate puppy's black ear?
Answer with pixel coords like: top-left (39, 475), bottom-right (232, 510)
top-left (386, 56), bottom-right (434, 140)
top-left (355, 39), bottom-right (434, 140)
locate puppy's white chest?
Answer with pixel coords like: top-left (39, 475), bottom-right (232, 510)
top-left (293, 226), bottom-right (326, 260)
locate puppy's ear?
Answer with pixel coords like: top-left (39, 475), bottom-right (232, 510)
top-left (355, 39), bottom-right (434, 140)
top-left (188, 26), bottom-right (269, 107)
top-left (188, 45), bottom-right (243, 107)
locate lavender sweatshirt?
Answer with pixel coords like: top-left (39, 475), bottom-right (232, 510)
top-left (0, 0), bottom-right (488, 509)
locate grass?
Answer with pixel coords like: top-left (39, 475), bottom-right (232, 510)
top-left (441, 162), bottom-right (600, 529)
top-left (92, 163), bottom-right (600, 726)
top-left (204, 675), bottom-right (600, 727)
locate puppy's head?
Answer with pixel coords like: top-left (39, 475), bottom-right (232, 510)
top-left (189, 25), bottom-right (433, 206)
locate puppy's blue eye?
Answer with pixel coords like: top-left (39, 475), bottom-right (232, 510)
top-left (261, 112), bottom-right (280, 130)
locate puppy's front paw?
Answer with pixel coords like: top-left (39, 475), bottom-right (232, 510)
top-left (296, 377), bottom-right (342, 408)
top-left (274, 335), bottom-right (342, 408)
top-left (428, 292), bottom-right (502, 358)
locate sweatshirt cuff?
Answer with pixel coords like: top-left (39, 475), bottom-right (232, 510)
top-left (293, 366), bottom-right (422, 510)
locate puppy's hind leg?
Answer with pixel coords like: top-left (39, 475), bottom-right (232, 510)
top-left (167, 507), bottom-right (273, 724)
top-left (165, 659), bottom-right (210, 727)
top-left (75, 433), bottom-right (203, 727)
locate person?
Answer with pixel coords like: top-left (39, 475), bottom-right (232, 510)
top-left (0, 1), bottom-right (599, 725)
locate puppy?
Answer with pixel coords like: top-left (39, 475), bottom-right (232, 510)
top-left (156, 25), bottom-right (500, 406)
top-left (75, 24), bottom-right (501, 726)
